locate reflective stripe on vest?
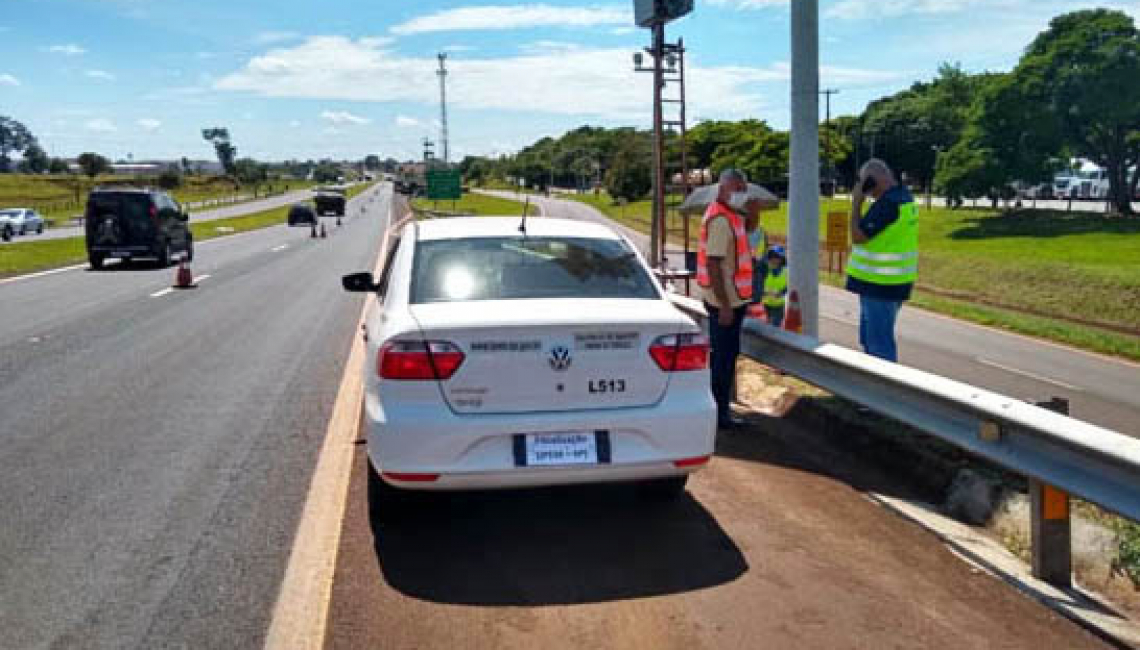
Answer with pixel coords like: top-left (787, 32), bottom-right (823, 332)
top-left (763, 269), bottom-right (787, 307)
top-left (696, 201), bottom-right (754, 301)
top-left (845, 200), bottom-right (919, 286)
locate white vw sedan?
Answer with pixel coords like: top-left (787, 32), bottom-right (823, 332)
top-left (343, 216), bottom-right (715, 515)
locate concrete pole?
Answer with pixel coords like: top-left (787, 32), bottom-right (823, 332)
top-left (790, 0), bottom-right (820, 337)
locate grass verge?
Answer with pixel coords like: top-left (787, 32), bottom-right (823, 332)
top-left (412, 191), bottom-right (537, 216)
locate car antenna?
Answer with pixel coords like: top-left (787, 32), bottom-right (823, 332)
top-left (518, 197), bottom-right (530, 235)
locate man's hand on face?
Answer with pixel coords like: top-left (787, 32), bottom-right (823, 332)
top-left (718, 307), bottom-right (734, 327)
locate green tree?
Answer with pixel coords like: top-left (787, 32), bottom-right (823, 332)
top-left (76, 152), bottom-right (111, 179)
top-left (18, 143), bottom-right (49, 173)
top-left (234, 157), bottom-right (268, 187)
top-left (603, 134), bottom-right (651, 202)
top-left (0, 116), bottom-right (36, 172)
top-left (1018, 9), bottom-right (1140, 213)
top-left (157, 168), bottom-right (183, 190)
top-left (201, 127), bottom-right (237, 176)
top-left (48, 157), bottom-right (69, 174)
top-left (312, 162), bottom-right (340, 183)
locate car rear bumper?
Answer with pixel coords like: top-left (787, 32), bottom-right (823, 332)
top-left (87, 245), bottom-right (157, 258)
top-left (364, 388), bottom-right (717, 491)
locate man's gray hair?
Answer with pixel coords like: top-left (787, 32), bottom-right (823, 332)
top-left (860, 158), bottom-right (895, 181)
top-left (718, 168), bottom-right (748, 185)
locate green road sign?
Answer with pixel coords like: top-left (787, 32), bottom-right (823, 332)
top-left (426, 169), bottom-right (462, 200)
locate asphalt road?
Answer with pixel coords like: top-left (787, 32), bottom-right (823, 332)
top-left (7, 187), bottom-right (318, 243)
top-left (481, 190), bottom-right (1140, 436)
top-left (0, 183), bottom-right (391, 649)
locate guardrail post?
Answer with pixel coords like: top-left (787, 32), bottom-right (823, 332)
top-left (1030, 397), bottom-right (1071, 588)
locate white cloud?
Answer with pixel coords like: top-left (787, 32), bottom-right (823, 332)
top-left (321, 109), bottom-right (371, 125)
top-left (85, 118), bottom-right (117, 133)
top-left (826, 0), bottom-right (1020, 20)
top-left (442, 44), bottom-right (476, 53)
top-left (0, 73), bottom-right (19, 86)
top-left (137, 118), bottom-right (161, 131)
top-left (85, 69), bottom-right (116, 81)
top-left (395, 115), bottom-right (421, 128)
top-left (253, 30), bottom-right (301, 45)
top-left (216, 36), bottom-right (905, 121)
top-left (47, 44), bottom-right (86, 55)
top-left (390, 4), bottom-right (631, 35)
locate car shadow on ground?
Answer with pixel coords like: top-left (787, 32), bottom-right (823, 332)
top-left (369, 480), bottom-right (748, 606)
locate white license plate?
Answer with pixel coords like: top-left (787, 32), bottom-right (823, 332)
top-left (525, 433), bottom-right (598, 466)
top-left (112, 251), bottom-right (131, 257)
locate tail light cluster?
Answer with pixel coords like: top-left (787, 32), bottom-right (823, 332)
top-left (648, 333), bottom-right (709, 372)
top-left (378, 340), bottom-right (465, 380)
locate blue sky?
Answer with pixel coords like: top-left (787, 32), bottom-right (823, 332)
top-left (2, 0), bottom-right (1137, 162)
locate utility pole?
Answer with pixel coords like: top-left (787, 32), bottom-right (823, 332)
top-left (820, 88), bottom-right (838, 193)
top-left (436, 53), bottom-right (450, 165)
top-left (790, 0), bottom-right (820, 337)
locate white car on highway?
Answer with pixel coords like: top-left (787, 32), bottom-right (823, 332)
top-left (342, 216), bottom-right (715, 516)
top-left (0, 207), bottom-right (45, 238)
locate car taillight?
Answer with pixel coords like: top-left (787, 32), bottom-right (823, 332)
top-left (378, 340), bottom-right (465, 380)
top-left (649, 333), bottom-right (709, 372)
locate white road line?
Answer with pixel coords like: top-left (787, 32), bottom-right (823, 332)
top-left (271, 244), bottom-right (288, 252)
top-left (974, 357), bottom-right (1083, 392)
top-left (0, 262), bottom-right (89, 285)
top-left (150, 287), bottom-right (174, 298)
top-left (192, 274), bottom-right (211, 284)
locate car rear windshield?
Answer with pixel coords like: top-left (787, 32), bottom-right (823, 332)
top-left (86, 193), bottom-right (152, 224)
top-left (411, 236), bottom-right (658, 303)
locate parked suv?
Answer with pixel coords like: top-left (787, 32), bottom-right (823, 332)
top-left (84, 187), bottom-right (193, 269)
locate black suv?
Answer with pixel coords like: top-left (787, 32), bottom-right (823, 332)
top-left (314, 188), bottom-right (346, 216)
top-left (84, 187), bottom-right (193, 269)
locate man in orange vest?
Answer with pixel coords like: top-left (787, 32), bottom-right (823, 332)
top-left (697, 168), bottom-right (753, 429)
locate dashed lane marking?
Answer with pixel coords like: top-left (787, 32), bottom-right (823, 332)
top-left (974, 357), bottom-right (1083, 392)
top-left (271, 244), bottom-right (288, 252)
top-left (150, 287), bottom-right (174, 298)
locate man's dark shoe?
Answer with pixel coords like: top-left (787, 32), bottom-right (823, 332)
top-left (717, 414), bottom-right (747, 430)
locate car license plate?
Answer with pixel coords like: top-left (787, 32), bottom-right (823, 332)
top-left (524, 432), bottom-right (598, 466)
top-left (112, 251), bottom-right (131, 258)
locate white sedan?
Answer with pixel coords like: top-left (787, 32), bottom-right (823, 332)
top-left (342, 216), bottom-right (716, 516)
top-left (0, 208), bottom-right (45, 238)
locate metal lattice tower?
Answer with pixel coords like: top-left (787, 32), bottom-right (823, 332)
top-left (437, 53), bottom-right (449, 165)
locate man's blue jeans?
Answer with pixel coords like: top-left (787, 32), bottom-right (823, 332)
top-left (858, 294), bottom-right (902, 362)
top-left (705, 303), bottom-right (746, 420)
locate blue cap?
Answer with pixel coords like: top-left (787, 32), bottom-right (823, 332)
top-left (767, 245), bottom-right (786, 258)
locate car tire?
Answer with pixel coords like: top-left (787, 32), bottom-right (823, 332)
top-left (367, 462), bottom-right (413, 523)
top-left (1, 225), bottom-right (10, 242)
top-left (156, 242), bottom-right (172, 268)
top-left (185, 237), bottom-right (195, 263)
top-left (89, 254), bottom-right (105, 270)
top-left (637, 476), bottom-right (688, 502)
top-left (37, 223), bottom-right (43, 235)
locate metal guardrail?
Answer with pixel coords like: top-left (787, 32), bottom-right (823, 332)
top-left (666, 292), bottom-right (1140, 587)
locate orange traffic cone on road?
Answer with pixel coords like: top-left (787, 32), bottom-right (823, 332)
top-left (173, 258), bottom-right (196, 289)
top-left (310, 222), bottom-right (317, 238)
top-left (320, 223), bottom-right (328, 238)
top-left (783, 290), bottom-right (803, 333)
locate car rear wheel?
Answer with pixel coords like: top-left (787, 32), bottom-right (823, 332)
top-left (89, 253), bottom-right (105, 270)
top-left (1, 225), bottom-right (11, 242)
top-left (156, 242), bottom-right (172, 268)
top-left (36, 223), bottom-right (43, 234)
top-left (185, 237), bottom-right (195, 262)
top-left (637, 476), bottom-right (688, 502)
top-left (367, 462), bottom-right (414, 523)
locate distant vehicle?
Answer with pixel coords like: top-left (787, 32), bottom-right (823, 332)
top-left (84, 188), bottom-right (192, 269)
top-left (314, 189), bottom-right (346, 216)
top-left (1053, 173), bottom-right (1078, 200)
top-left (0, 208), bottom-right (45, 238)
top-left (342, 216), bottom-right (716, 519)
top-left (287, 202), bottom-right (318, 226)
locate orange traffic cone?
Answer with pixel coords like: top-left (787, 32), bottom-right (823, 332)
top-left (746, 303), bottom-right (767, 321)
top-left (310, 222), bottom-right (317, 238)
top-left (783, 290), bottom-right (803, 333)
top-left (173, 259), bottom-right (196, 289)
top-left (320, 223), bottom-right (328, 238)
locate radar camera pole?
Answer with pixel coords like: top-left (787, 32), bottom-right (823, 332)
top-left (790, 0), bottom-right (820, 336)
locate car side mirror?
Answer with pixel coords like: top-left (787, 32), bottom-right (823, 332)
top-left (342, 272), bottom-right (377, 293)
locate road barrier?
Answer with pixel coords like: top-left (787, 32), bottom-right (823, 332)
top-left (667, 293), bottom-right (1140, 588)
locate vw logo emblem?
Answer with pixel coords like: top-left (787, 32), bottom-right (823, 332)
top-left (548, 346), bottom-right (572, 372)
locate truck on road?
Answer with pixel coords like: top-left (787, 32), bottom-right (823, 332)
top-left (314, 187), bottom-right (346, 216)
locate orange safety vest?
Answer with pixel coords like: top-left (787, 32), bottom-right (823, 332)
top-left (696, 200), bottom-right (753, 301)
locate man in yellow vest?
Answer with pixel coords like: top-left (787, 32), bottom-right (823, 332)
top-left (697, 168), bottom-right (752, 429)
top-left (846, 159), bottom-right (918, 362)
